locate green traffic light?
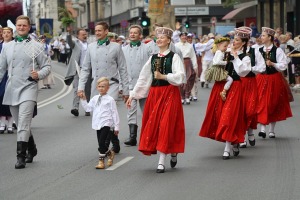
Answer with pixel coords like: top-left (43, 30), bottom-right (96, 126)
top-left (142, 21), bottom-right (148, 26)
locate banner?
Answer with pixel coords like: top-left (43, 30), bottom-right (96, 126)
top-left (148, 0), bottom-right (165, 16)
top-left (39, 19), bottom-right (54, 42)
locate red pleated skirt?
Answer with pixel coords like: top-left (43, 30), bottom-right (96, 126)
top-left (240, 77), bottom-right (258, 130)
top-left (256, 72), bottom-right (293, 125)
top-left (199, 81), bottom-right (245, 144)
top-left (138, 85), bottom-right (185, 155)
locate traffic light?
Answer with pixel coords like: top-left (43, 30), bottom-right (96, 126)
top-left (141, 11), bottom-right (150, 27)
top-left (141, 17), bottom-right (150, 27)
top-left (185, 21), bottom-right (190, 28)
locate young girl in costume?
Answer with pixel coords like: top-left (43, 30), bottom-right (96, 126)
top-left (205, 37), bottom-right (233, 100)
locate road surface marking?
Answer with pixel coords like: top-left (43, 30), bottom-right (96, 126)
top-left (106, 156), bottom-right (134, 171)
top-left (37, 72), bottom-right (73, 108)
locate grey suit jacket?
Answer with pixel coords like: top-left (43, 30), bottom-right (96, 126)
top-left (64, 35), bottom-right (85, 85)
top-left (78, 41), bottom-right (129, 98)
top-left (0, 40), bottom-right (51, 106)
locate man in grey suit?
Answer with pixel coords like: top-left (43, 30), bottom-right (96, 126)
top-left (78, 21), bottom-right (130, 153)
top-left (65, 27), bottom-right (91, 117)
top-left (122, 25), bottom-right (151, 146)
top-left (0, 15), bottom-right (51, 169)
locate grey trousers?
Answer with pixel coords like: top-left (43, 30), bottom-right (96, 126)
top-left (10, 101), bottom-right (35, 142)
top-left (127, 98), bottom-right (146, 125)
top-left (73, 72), bottom-right (92, 109)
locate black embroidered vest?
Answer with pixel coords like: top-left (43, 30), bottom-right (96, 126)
top-left (245, 47), bottom-right (256, 77)
top-left (259, 45), bottom-right (278, 75)
top-left (226, 53), bottom-right (247, 81)
top-left (151, 51), bottom-right (174, 86)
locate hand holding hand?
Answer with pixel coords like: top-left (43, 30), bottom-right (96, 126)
top-left (114, 130), bottom-right (119, 135)
top-left (126, 97), bottom-right (133, 109)
top-left (77, 90), bottom-right (85, 98)
top-left (123, 95), bottom-right (129, 103)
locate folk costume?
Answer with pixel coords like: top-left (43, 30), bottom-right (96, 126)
top-left (129, 27), bottom-right (185, 173)
top-left (0, 28), bottom-right (14, 134)
top-left (175, 32), bottom-right (198, 104)
top-left (199, 29), bottom-right (252, 159)
top-left (122, 32), bottom-right (151, 146)
top-left (256, 27), bottom-right (292, 139)
top-left (235, 27), bottom-right (266, 147)
top-left (0, 35), bottom-right (51, 168)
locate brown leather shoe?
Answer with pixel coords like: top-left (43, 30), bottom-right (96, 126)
top-left (95, 158), bottom-right (105, 169)
top-left (107, 150), bottom-right (115, 167)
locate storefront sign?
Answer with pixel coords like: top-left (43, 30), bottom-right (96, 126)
top-left (174, 7), bottom-right (209, 16)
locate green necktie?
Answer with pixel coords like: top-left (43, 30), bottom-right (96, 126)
top-left (98, 37), bottom-right (108, 45)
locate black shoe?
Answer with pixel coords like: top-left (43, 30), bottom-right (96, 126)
top-left (170, 154), bottom-right (177, 168)
top-left (25, 136), bottom-right (37, 163)
top-left (124, 124), bottom-right (137, 146)
top-left (239, 141), bottom-right (247, 148)
top-left (0, 126), bottom-right (5, 134)
top-left (15, 141), bottom-right (28, 169)
top-left (85, 112), bottom-right (90, 116)
top-left (156, 164), bottom-right (165, 173)
top-left (258, 131), bottom-right (266, 138)
top-left (7, 127), bottom-right (14, 134)
top-left (222, 151), bottom-right (230, 160)
top-left (232, 144), bottom-right (240, 157)
top-left (248, 138), bottom-right (256, 146)
top-left (13, 123), bottom-right (17, 129)
top-left (201, 82), bottom-right (204, 88)
top-left (71, 109), bottom-right (79, 117)
top-left (124, 138), bottom-right (137, 146)
top-left (269, 132), bottom-right (276, 138)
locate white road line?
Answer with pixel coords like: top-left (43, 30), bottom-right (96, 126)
top-left (37, 72), bottom-right (73, 109)
top-left (106, 156), bottom-right (134, 171)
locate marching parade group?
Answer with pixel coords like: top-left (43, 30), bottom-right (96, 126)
top-left (0, 15), bottom-right (297, 173)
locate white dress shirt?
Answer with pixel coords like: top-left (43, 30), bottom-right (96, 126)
top-left (175, 41), bottom-right (198, 69)
top-left (130, 49), bottom-right (185, 99)
top-left (262, 44), bottom-right (288, 71)
top-left (213, 50), bottom-right (227, 66)
top-left (81, 94), bottom-right (120, 131)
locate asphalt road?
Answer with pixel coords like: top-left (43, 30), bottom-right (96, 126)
top-left (0, 61), bottom-right (300, 200)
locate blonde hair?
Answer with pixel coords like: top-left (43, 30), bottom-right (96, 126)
top-left (212, 37), bottom-right (230, 53)
top-left (97, 77), bottom-right (110, 86)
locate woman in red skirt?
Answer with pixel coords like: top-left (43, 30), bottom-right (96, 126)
top-left (199, 29), bottom-right (252, 160)
top-left (256, 27), bottom-right (292, 139)
top-left (235, 27), bottom-right (266, 148)
top-left (126, 27), bottom-right (185, 173)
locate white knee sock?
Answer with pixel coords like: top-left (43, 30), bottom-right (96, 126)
top-left (260, 124), bottom-right (266, 132)
top-left (248, 128), bottom-right (255, 141)
top-left (0, 116), bottom-right (6, 127)
top-left (7, 117), bottom-right (13, 129)
top-left (269, 122), bottom-right (276, 133)
top-left (224, 141), bottom-right (231, 152)
top-left (158, 152), bottom-right (166, 169)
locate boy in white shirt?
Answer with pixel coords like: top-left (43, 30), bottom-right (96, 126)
top-left (80, 77), bottom-right (120, 169)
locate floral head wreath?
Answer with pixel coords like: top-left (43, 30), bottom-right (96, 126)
top-left (214, 37), bottom-right (230, 44)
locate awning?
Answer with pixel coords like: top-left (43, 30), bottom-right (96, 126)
top-left (222, 2), bottom-right (257, 20)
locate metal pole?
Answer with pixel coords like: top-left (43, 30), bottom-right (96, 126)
top-left (109, 0), bottom-right (112, 28)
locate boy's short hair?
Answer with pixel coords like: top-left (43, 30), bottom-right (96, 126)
top-left (97, 77), bottom-right (110, 85)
